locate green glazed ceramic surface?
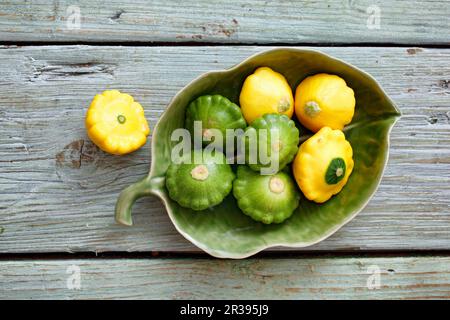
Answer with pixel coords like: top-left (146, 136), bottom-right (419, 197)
top-left (115, 48), bottom-right (400, 259)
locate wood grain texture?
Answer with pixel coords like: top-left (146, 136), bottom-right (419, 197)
top-left (0, 45), bottom-right (449, 253)
top-left (1, 256), bottom-right (449, 299)
top-left (0, 1), bottom-right (449, 44)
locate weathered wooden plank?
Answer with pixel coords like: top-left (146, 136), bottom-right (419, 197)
top-left (0, 45), bottom-right (449, 253)
top-left (1, 256), bottom-right (449, 299)
top-left (0, 1), bottom-right (449, 44)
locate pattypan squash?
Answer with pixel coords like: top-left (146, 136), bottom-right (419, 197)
top-left (166, 149), bottom-right (235, 211)
top-left (185, 95), bottom-right (247, 149)
top-left (240, 67), bottom-right (294, 124)
top-left (295, 73), bottom-right (355, 132)
top-left (243, 113), bottom-right (299, 173)
top-left (85, 90), bottom-right (150, 155)
top-left (292, 127), bottom-right (354, 203)
top-left (233, 166), bottom-right (300, 224)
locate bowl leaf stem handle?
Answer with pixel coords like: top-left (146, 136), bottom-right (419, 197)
top-left (115, 175), bottom-right (163, 226)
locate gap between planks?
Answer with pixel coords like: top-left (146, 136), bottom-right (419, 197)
top-left (1, 42), bottom-right (450, 48)
top-left (2, 251), bottom-right (450, 262)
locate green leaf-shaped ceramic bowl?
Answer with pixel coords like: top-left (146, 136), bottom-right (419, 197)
top-left (115, 48), bottom-right (400, 259)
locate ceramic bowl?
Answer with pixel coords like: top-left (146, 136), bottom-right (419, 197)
top-left (115, 48), bottom-right (400, 259)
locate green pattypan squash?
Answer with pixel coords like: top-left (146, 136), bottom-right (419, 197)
top-left (185, 95), bottom-right (247, 149)
top-left (166, 149), bottom-right (235, 211)
top-left (244, 113), bottom-right (299, 173)
top-left (233, 165), bottom-right (300, 224)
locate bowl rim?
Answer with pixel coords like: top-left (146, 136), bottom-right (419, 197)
top-left (148, 47), bottom-right (401, 259)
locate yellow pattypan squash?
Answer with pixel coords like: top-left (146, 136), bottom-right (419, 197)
top-left (292, 127), bottom-right (354, 203)
top-left (295, 73), bottom-right (355, 132)
top-left (85, 90), bottom-right (150, 155)
top-left (239, 67), bottom-right (294, 124)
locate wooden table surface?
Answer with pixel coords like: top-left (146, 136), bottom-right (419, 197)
top-left (0, 1), bottom-right (449, 300)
